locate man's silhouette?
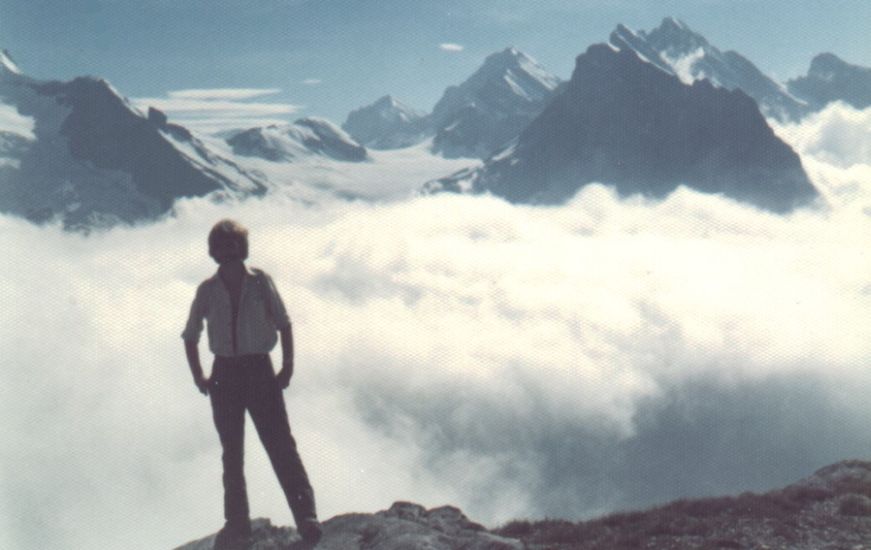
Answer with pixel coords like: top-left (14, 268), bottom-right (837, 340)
top-left (182, 219), bottom-right (321, 548)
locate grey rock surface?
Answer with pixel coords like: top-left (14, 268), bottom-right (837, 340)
top-left (174, 502), bottom-right (523, 550)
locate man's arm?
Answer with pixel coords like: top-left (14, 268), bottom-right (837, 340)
top-left (185, 340), bottom-right (209, 395)
top-left (276, 324), bottom-right (294, 389)
top-left (182, 284), bottom-right (209, 395)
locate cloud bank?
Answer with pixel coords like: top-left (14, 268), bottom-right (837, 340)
top-left (1, 104), bottom-right (869, 550)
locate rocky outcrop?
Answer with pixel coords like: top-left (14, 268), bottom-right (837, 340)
top-left (175, 462), bottom-right (871, 549)
top-left (497, 460), bottom-right (871, 549)
top-left (174, 502), bottom-right (523, 550)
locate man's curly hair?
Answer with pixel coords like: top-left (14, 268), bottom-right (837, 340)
top-left (208, 219), bottom-right (249, 263)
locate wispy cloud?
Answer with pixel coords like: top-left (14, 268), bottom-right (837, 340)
top-left (132, 90), bottom-right (301, 135)
top-left (302, 78), bottom-right (322, 86)
top-left (167, 88), bottom-right (283, 100)
top-left (439, 43), bottom-right (465, 52)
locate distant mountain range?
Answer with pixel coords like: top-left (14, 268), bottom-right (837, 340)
top-left (425, 19), bottom-right (842, 213)
top-left (0, 17), bottom-right (867, 228)
top-left (345, 17), bottom-right (865, 168)
top-left (227, 117), bottom-right (368, 163)
top-left (343, 48), bottom-right (561, 160)
top-left (0, 52), bottom-right (265, 229)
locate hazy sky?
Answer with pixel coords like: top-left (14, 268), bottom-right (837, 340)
top-left (1, 0), bottom-right (869, 124)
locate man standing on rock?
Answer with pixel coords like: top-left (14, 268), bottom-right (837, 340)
top-left (182, 219), bottom-right (322, 548)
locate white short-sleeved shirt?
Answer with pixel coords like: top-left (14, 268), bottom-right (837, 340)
top-left (182, 267), bottom-right (291, 357)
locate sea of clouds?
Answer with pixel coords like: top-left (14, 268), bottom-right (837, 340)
top-left (1, 102), bottom-right (869, 549)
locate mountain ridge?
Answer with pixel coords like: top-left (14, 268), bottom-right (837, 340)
top-left (174, 460), bottom-right (871, 550)
top-left (0, 57), bottom-right (267, 229)
top-left (609, 17), bottom-right (810, 121)
top-left (428, 41), bottom-right (818, 213)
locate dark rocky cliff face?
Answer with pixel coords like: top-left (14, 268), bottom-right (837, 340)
top-left (434, 43), bottom-right (818, 214)
top-left (34, 78), bottom-right (250, 208)
top-left (0, 67), bottom-right (265, 229)
top-left (609, 18), bottom-right (810, 122)
top-left (787, 53), bottom-right (871, 110)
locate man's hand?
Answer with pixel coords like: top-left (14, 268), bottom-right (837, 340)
top-left (276, 359), bottom-right (293, 389)
top-left (194, 374), bottom-right (209, 396)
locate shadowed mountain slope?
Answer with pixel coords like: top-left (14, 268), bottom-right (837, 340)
top-left (429, 43), bottom-right (818, 214)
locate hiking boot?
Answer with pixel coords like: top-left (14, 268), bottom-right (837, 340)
top-left (297, 518), bottom-right (322, 544)
top-left (213, 519), bottom-right (252, 550)
top-left (289, 488), bottom-right (321, 544)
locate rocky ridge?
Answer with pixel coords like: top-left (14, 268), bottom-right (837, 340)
top-left (227, 117), bottom-right (368, 163)
top-left (174, 461), bottom-right (871, 550)
top-left (609, 17), bottom-right (809, 121)
top-left (174, 501), bottom-right (522, 550)
top-left (342, 47), bottom-right (561, 159)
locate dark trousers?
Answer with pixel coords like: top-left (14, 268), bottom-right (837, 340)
top-left (209, 354), bottom-right (316, 527)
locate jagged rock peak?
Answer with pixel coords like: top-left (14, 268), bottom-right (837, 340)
top-left (468, 46), bottom-right (561, 95)
top-left (609, 18), bottom-right (809, 121)
top-left (809, 53), bottom-right (847, 74)
top-left (646, 16), bottom-right (710, 50)
top-left (429, 46), bottom-right (560, 158)
top-left (787, 52), bottom-right (871, 110)
top-left (430, 40), bottom-right (817, 213)
top-left (342, 95), bottom-right (430, 150)
top-left (370, 95), bottom-right (420, 113)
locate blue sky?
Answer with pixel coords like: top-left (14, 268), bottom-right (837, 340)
top-left (1, 0), bottom-right (868, 129)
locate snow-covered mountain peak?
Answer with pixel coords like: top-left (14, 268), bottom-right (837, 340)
top-left (343, 95), bottom-right (430, 150)
top-left (369, 95), bottom-right (426, 120)
top-left (644, 16), bottom-right (710, 58)
top-left (609, 18), bottom-right (809, 121)
top-left (428, 46), bottom-right (561, 158)
top-left (477, 47), bottom-right (560, 93)
top-left (228, 117), bottom-right (368, 162)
